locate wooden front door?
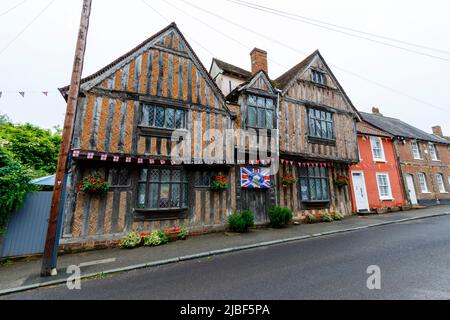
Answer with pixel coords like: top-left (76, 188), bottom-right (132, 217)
top-left (240, 188), bottom-right (271, 223)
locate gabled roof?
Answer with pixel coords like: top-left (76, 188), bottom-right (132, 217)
top-left (357, 121), bottom-right (392, 138)
top-left (59, 22), bottom-right (228, 112)
top-left (225, 70), bottom-right (275, 103)
top-left (211, 58), bottom-right (252, 80)
top-left (274, 50), bottom-right (317, 90)
top-left (361, 112), bottom-right (449, 144)
top-left (274, 50), bottom-right (361, 120)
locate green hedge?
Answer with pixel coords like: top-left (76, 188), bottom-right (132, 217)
top-left (228, 210), bottom-right (254, 233)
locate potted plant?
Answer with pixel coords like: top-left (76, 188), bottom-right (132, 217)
top-left (210, 175), bottom-right (228, 191)
top-left (164, 227), bottom-right (182, 241)
top-left (335, 175), bottom-right (349, 187)
top-left (78, 175), bottom-right (110, 194)
top-left (280, 174), bottom-right (297, 187)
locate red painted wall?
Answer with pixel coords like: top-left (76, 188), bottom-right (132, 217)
top-left (349, 135), bottom-right (406, 212)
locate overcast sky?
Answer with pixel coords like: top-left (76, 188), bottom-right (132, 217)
top-left (0, 0), bottom-right (449, 135)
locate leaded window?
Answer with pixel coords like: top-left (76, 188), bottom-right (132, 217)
top-left (137, 168), bottom-right (188, 210)
top-left (308, 108), bottom-right (334, 140)
top-left (311, 70), bottom-right (327, 85)
top-left (108, 168), bottom-right (131, 187)
top-left (247, 95), bottom-right (274, 129)
top-left (298, 166), bottom-right (330, 202)
top-left (141, 104), bottom-right (185, 129)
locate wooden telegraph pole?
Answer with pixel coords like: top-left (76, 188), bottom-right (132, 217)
top-left (41, 0), bottom-right (92, 277)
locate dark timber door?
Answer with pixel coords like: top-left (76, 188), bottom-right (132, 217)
top-left (240, 188), bottom-right (271, 223)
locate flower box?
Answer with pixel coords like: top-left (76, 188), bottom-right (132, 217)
top-left (210, 175), bottom-right (228, 191)
top-left (78, 175), bottom-right (110, 194)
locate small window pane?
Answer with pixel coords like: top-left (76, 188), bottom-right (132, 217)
top-left (309, 178), bottom-right (316, 200)
top-left (257, 97), bottom-right (265, 107)
top-left (266, 110), bottom-right (273, 129)
top-left (149, 184), bottom-right (158, 208)
top-left (150, 169), bottom-right (159, 182)
top-left (155, 107), bottom-right (165, 127)
top-left (159, 184), bottom-right (170, 207)
top-left (248, 95), bottom-right (257, 106)
top-left (161, 169), bottom-right (171, 182)
top-left (165, 108), bottom-right (175, 128)
top-left (257, 108), bottom-right (265, 128)
top-left (248, 106), bottom-right (257, 127)
top-left (138, 184), bottom-right (146, 208)
top-left (266, 99), bottom-right (273, 108)
top-left (175, 110), bottom-right (184, 128)
top-left (171, 184), bottom-right (180, 207)
top-left (139, 169), bottom-right (148, 181)
top-left (142, 106), bottom-right (150, 126)
top-left (300, 179), bottom-right (308, 200)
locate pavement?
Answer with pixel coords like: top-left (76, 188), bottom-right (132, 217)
top-left (0, 205), bottom-right (449, 296)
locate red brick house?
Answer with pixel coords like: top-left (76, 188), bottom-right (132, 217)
top-left (361, 108), bottom-right (450, 207)
top-left (349, 121), bottom-right (407, 213)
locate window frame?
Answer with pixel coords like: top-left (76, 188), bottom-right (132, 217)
top-left (136, 167), bottom-right (189, 212)
top-left (307, 107), bottom-right (335, 142)
top-left (411, 141), bottom-right (421, 160)
top-left (418, 172), bottom-right (429, 193)
top-left (428, 144), bottom-right (439, 161)
top-left (297, 165), bottom-right (330, 204)
top-left (436, 173), bottom-right (447, 193)
top-left (246, 94), bottom-right (275, 130)
top-left (140, 103), bottom-right (187, 131)
top-left (370, 136), bottom-right (386, 162)
top-left (311, 69), bottom-right (327, 86)
top-left (376, 173), bottom-right (393, 200)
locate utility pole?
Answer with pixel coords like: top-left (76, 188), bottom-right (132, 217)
top-left (41, 0), bottom-right (92, 277)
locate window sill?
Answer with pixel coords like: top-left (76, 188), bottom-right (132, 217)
top-left (138, 126), bottom-right (188, 139)
top-left (373, 159), bottom-right (387, 163)
top-left (301, 200), bottom-right (330, 209)
top-left (380, 198), bottom-right (394, 201)
top-left (134, 207), bottom-right (188, 221)
top-left (420, 192), bottom-right (431, 194)
top-left (307, 136), bottom-right (336, 146)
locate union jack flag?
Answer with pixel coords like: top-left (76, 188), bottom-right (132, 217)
top-left (240, 167), bottom-right (272, 189)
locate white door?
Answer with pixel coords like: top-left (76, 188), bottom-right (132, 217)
top-left (351, 172), bottom-right (370, 212)
top-left (406, 174), bottom-right (418, 205)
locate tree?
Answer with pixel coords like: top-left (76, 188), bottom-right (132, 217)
top-left (0, 144), bottom-right (32, 234)
top-left (0, 121), bottom-right (61, 176)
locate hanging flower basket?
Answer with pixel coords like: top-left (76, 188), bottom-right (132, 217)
top-left (78, 175), bottom-right (110, 194)
top-left (335, 175), bottom-right (349, 187)
top-left (210, 175), bottom-right (228, 191)
top-left (280, 174), bottom-right (297, 187)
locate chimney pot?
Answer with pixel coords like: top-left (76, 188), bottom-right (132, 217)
top-left (432, 125), bottom-right (443, 137)
top-left (372, 107), bottom-right (382, 116)
top-left (250, 48), bottom-right (268, 75)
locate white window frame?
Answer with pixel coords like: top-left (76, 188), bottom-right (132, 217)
top-left (418, 172), bottom-right (429, 193)
top-left (428, 144), bottom-right (439, 161)
top-left (411, 141), bottom-right (421, 159)
top-left (370, 136), bottom-right (386, 162)
top-left (436, 173), bottom-right (447, 193)
top-left (376, 173), bottom-right (393, 200)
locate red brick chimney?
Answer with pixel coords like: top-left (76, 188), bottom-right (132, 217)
top-left (250, 48), bottom-right (268, 75)
top-left (432, 125), bottom-right (443, 137)
top-left (372, 107), bottom-right (383, 116)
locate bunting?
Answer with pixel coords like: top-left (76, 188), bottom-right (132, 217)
top-left (0, 90), bottom-right (53, 98)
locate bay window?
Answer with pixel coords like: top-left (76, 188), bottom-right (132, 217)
top-left (247, 95), bottom-right (274, 129)
top-left (141, 104), bottom-right (185, 129)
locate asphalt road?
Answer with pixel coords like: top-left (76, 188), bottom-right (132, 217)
top-left (3, 215), bottom-right (450, 300)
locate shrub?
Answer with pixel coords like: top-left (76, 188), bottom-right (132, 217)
top-left (120, 232), bottom-right (142, 248)
top-left (321, 212), bottom-right (333, 222)
top-left (268, 206), bottom-right (293, 228)
top-left (306, 213), bottom-right (320, 224)
top-left (228, 210), bottom-right (254, 233)
top-left (143, 233), bottom-right (162, 246)
top-left (178, 226), bottom-right (189, 240)
top-left (240, 210), bottom-right (255, 228)
top-left (333, 212), bottom-right (345, 221)
top-left (153, 229), bottom-right (168, 244)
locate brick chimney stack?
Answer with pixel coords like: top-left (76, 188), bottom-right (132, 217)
top-left (432, 125), bottom-right (443, 137)
top-left (250, 48), bottom-right (268, 75)
top-left (372, 107), bottom-right (383, 116)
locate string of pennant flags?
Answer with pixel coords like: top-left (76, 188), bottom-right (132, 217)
top-left (71, 150), bottom-right (342, 167)
top-left (0, 91), bottom-right (51, 99)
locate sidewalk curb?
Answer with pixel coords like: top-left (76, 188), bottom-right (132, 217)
top-left (1, 212), bottom-right (448, 296)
